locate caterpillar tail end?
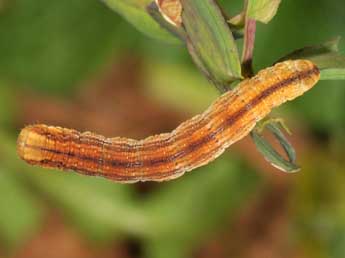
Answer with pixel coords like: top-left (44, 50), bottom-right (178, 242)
top-left (17, 126), bottom-right (46, 164)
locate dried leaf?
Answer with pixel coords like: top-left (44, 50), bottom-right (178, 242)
top-left (102, 0), bottom-right (178, 43)
top-left (155, 0), bottom-right (182, 26)
top-left (147, 2), bottom-right (186, 41)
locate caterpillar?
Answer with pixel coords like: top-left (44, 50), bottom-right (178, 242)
top-left (17, 60), bottom-right (320, 183)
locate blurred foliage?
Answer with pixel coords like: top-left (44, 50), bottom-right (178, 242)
top-left (0, 0), bottom-right (141, 93)
top-left (0, 0), bottom-right (344, 258)
top-left (290, 152), bottom-right (345, 258)
top-left (0, 130), bottom-right (259, 257)
top-left (0, 168), bottom-right (42, 250)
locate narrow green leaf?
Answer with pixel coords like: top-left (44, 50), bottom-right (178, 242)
top-left (247, 0), bottom-right (281, 24)
top-left (321, 68), bottom-right (345, 80)
top-left (278, 37), bottom-right (341, 62)
top-left (266, 123), bottom-right (296, 163)
top-left (309, 53), bottom-right (345, 70)
top-left (181, 0), bottom-right (242, 87)
top-left (251, 121), bottom-right (300, 173)
top-left (277, 37), bottom-right (345, 81)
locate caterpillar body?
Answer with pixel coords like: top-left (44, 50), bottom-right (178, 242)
top-left (17, 60), bottom-right (320, 183)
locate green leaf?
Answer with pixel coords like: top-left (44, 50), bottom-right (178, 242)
top-left (277, 37), bottom-right (345, 81)
top-left (101, 0), bottom-right (178, 43)
top-left (180, 0), bottom-right (242, 89)
top-left (247, 0), bottom-right (282, 24)
top-left (266, 123), bottom-right (296, 163)
top-left (229, 0), bottom-right (281, 27)
top-left (278, 37), bottom-right (341, 61)
top-left (251, 121), bottom-right (300, 173)
top-left (321, 68), bottom-right (345, 80)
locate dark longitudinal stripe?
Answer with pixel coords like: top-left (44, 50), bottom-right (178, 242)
top-left (32, 66), bottom-right (319, 172)
top-left (36, 159), bottom-right (136, 181)
top-left (32, 84), bottom-right (241, 152)
top-left (30, 93), bottom-right (234, 153)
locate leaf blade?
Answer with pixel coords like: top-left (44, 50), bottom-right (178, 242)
top-left (247, 0), bottom-right (282, 24)
top-left (277, 37), bottom-right (345, 81)
top-left (102, 0), bottom-right (178, 43)
top-left (251, 119), bottom-right (301, 173)
top-left (181, 0), bottom-right (242, 87)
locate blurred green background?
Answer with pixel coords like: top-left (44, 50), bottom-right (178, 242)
top-left (0, 0), bottom-right (344, 257)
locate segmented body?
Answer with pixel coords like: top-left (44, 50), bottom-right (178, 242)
top-left (17, 60), bottom-right (320, 183)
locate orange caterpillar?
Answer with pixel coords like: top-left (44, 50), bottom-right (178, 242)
top-left (17, 60), bottom-right (320, 183)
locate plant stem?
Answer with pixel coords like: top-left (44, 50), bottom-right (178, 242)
top-left (241, 18), bottom-right (256, 78)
